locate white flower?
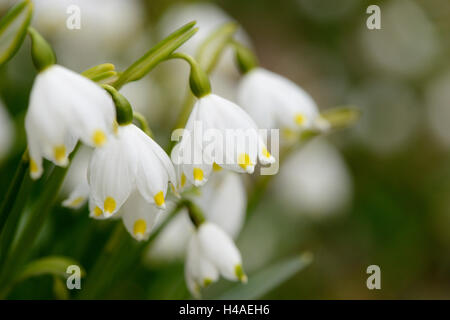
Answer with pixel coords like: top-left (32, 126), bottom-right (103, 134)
top-left (237, 67), bottom-right (327, 132)
top-left (25, 65), bottom-right (116, 179)
top-left (185, 222), bottom-right (246, 297)
top-left (173, 93), bottom-right (275, 187)
top-left (148, 171), bottom-right (246, 261)
top-left (88, 124), bottom-right (176, 218)
top-left (0, 99), bottom-right (14, 161)
top-left (62, 147), bottom-right (163, 241)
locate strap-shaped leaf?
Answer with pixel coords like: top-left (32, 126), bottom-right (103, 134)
top-left (113, 21), bottom-right (197, 89)
top-left (0, 0), bottom-right (33, 67)
top-left (196, 22), bottom-right (238, 74)
top-left (216, 252), bottom-right (313, 300)
top-left (15, 256), bottom-right (86, 283)
top-left (52, 276), bottom-right (69, 300)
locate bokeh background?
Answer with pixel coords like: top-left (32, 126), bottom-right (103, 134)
top-left (1, 0), bottom-right (450, 299)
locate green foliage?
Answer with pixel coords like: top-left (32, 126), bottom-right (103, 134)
top-left (16, 256), bottom-right (85, 282)
top-left (216, 253), bottom-right (313, 299)
top-left (113, 21), bottom-right (198, 89)
top-left (0, 0), bottom-right (33, 67)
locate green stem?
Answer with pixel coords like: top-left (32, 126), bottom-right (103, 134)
top-left (133, 112), bottom-right (154, 138)
top-left (0, 163), bottom-right (32, 270)
top-left (0, 150), bottom-right (29, 235)
top-left (0, 144), bottom-right (80, 297)
top-left (167, 52), bottom-right (211, 98)
top-left (168, 22), bottom-right (236, 144)
top-left (183, 199), bottom-right (206, 228)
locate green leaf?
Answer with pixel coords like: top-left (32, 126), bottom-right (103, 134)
top-left (320, 106), bottom-right (361, 130)
top-left (216, 252), bottom-right (313, 300)
top-left (53, 276), bottom-right (69, 300)
top-left (196, 22), bottom-right (238, 74)
top-left (15, 256), bottom-right (86, 283)
top-left (113, 21), bottom-right (197, 89)
top-left (0, 0), bottom-right (33, 67)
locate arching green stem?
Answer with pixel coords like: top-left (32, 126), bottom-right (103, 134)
top-left (167, 52), bottom-right (211, 98)
top-left (133, 112), bottom-right (154, 138)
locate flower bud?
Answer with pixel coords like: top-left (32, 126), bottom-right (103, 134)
top-left (28, 27), bottom-right (56, 72)
top-left (189, 61), bottom-right (212, 98)
top-left (102, 84), bottom-right (133, 126)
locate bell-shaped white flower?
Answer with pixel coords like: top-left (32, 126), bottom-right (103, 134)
top-left (88, 123), bottom-right (176, 218)
top-left (148, 171), bottom-right (246, 262)
top-left (185, 222), bottom-right (246, 297)
top-left (237, 67), bottom-right (328, 132)
top-left (25, 64), bottom-right (116, 179)
top-left (174, 93), bottom-right (275, 187)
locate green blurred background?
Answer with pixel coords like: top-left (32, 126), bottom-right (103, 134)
top-left (1, 0), bottom-right (450, 299)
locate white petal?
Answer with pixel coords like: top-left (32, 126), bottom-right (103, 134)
top-left (25, 119), bottom-right (44, 179)
top-left (197, 222), bottom-right (245, 282)
top-left (257, 138), bottom-right (276, 166)
top-left (88, 126), bottom-right (137, 217)
top-left (88, 196), bottom-right (106, 220)
top-left (176, 109), bottom-right (213, 186)
top-left (26, 70), bottom-right (77, 167)
top-left (191, 233), bottom-right (219, 287)
top-left (185, 235), bottom-right (202, 298)
top-left (62, 182), bottom-right (89, 209)
top-left (130, 125), bottom-right (170, 209)
top-left (170, 143), bottom-right (192, 191)
top-left (121, 191), bottom-right (162, 241)
top-left (47, 65), bottom-right (116, 148)
top-left (237, 68), bottom-right (320, 131)
top-left (198, 94), bottom-right (259, 174)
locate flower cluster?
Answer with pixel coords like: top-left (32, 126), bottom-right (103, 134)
top-left (17, 5), bottom-right (329, 299)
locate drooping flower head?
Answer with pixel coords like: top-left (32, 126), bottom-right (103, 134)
top-left (148, 171), bottom-right (246, 261)
top-left (185, 222), bottom-right (246, 297)
top-left (61, 135), bottom-right (169, 242)
top-left (173, 93), bottom-right (275, 187)
top-left (25, 64), bottom-right (116, 179)
top-left (88, 123), bottom-right (176, 219)
top-left (237, 67), bottom-right (328, 134)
